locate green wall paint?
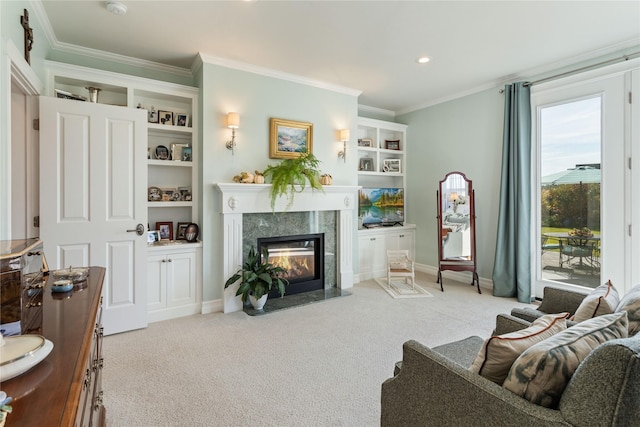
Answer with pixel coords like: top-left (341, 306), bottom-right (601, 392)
top-left (399, 88), bottom-right (504, 280)
top-left (2, 0), bottom-right (51, 83)
top-left (199, 61), bottom-right (358, 302)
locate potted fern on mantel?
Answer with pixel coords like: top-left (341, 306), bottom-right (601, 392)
top-left (224, 246), bottom-right (289, 310)
top-left (263, 152), bottom-right (324, 211)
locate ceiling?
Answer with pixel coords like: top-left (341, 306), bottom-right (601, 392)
top-left (39, 1), bottom-right (640, 114)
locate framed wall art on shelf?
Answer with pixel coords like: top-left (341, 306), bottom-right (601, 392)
top-left (385, 139), bottom-right (400, 150)
top-left (383, 159), bottom-right (401, 173)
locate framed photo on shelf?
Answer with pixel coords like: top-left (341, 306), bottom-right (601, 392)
top-left (159, 110), bottom-right (173, 125)
top-left (161, 188), bottom-right (180, 202)
top-left (156, 222), bottom-right (173, 241)
top-left (175, 113), bottom-right (189, 127)
top-left (176, 222), bottom-right (190, 240)
top-left (178, 186), bottom-right (192, 201)
top-left (383, 158), bottom-right (401, 173)
top-left (148, 108), bottom-right (159, 124)
top-left (155, 145), bottom-right (169, 160)
top-left (269, 117), bottom-right (313, 159)
top-left (181, 146), bottom-right (192, 162)
top-left (359, 157), bottom-right (374, 171)
top-left (358, 138), bottom-right (373, 148)
top-left (385, 139), bottom-right (400, 150)
top-left (148, 186), bottom-right (162, 202)
top-left (171, 143), bottom-right (189, 161)
top-left (147, 230), bottom-right (160, 244)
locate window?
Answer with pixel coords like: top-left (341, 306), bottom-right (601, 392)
top-left (532, 63), bottom-right (639, 297)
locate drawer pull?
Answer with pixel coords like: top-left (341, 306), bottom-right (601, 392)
top-left (25, 302), bottom-right (42, 308)
top-left (94, 390), bottom-right (104, 410)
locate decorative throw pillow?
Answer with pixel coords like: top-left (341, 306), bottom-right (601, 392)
top-left (503, 311), bottom-right (628, 409)
top-left (470, 313), bottom-right (568, 384)
top-left (571, 280), bottom-right (619, 322)
top-left (616, 284), bottom-right (640, 336)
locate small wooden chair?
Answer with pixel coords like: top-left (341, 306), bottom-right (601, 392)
top-left (387, 250), bottom-right (415, 289)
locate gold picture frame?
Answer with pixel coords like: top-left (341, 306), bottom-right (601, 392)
top-left (269, 118), bottom-right (313, 159)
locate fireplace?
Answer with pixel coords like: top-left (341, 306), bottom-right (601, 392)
top-left (215, 183), bottom-right (358, 313)
top-left (257, 233), bottom-right (324, 297)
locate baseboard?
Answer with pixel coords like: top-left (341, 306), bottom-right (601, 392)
top-left (201, 298), bottom-right (223, 314)
top-left (148, 303), bottom-right (202, 323)
top-left (415, 262), bottom-right (493, 291)
top-left (331, 265), bottom-right (492, 292)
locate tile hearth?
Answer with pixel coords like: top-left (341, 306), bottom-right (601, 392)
top-left (243, 288), bottom-right (351, 316)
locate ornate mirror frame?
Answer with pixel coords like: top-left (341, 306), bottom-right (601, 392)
top-left (436, 171), bottom-right (480, 293)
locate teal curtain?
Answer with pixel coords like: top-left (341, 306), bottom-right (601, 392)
top-left (493, 82), bottom-right (532, 303)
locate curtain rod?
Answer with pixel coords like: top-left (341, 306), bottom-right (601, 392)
top-left (499, 51), bottom-right (640, 92)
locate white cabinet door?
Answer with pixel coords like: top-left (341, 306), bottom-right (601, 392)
top-left (147, 254), bottom-right (167, 311)
top-left (387, 229), bottom-right (415, 259)
top-left (40, 97), bottom-right (148, 335)
top-left (166, 251), bottom-right (196, 307)
top-left (358, 233), bottom-right (386, 279)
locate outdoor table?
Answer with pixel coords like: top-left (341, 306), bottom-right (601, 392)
top-left (543, 232), bottom-right (600, 271)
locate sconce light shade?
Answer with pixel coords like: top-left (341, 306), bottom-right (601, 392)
top-left (226, 112), bottom-right (240, 154)
top-left (227, 112), bottom-right (240, 129)
top-left (338, 129), bottom-right (349, 163)
top-left (449, 192), bottom-right (459, 203)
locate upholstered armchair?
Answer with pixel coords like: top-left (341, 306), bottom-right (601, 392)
top-left (381, 332), bottom-right (640, 426)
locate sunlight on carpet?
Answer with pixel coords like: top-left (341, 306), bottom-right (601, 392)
top-left (374, 277), bottom-right (434, 299)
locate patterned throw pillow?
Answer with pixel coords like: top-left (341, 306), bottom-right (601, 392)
top-left (470, 313), bottom-right (568, 384)
top-left (503, 311), bottom-right (628, 409)
top-left (571, 280), bottom-right (619, 322)
top-left (616, 284), bottom-right (640, 336)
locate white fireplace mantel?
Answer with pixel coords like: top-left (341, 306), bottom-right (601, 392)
top-left (214, 183), bottom-right (360, 313)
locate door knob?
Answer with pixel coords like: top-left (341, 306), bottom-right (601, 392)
top-left (126, 224), bottom-right (145, 236)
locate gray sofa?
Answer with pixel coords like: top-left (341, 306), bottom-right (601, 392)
top-left (381, 326), bottom-right (640, 426)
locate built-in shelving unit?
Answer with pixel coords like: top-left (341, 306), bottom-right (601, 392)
top-left (356, 117), bottom-right (414, 282)
top-left (46, 61), bottom-right (201, 322)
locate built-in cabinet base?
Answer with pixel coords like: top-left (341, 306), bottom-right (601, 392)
top-left (358, 224), bottom-right (416, 281)
top-left (147, 243), bottom-right (202, 322)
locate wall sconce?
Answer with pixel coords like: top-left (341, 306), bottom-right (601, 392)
top-left (338, 129), bottom-right (350, 162)
top-left (226, 112), bottom-right (240, 155)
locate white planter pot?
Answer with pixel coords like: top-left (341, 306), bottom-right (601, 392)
top-left (249, 294), bottom-right (268, 310)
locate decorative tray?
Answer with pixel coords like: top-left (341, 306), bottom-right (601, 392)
top-left (52, 267), bottom-right (89, 283)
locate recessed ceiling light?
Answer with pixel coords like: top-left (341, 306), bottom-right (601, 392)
top-left (106, 1), bottom-right (127, 15)
top-left (416, 56), bottom-right (430, 64)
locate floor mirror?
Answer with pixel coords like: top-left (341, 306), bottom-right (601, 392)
top-left (436, 171), bottom-right (479, 293)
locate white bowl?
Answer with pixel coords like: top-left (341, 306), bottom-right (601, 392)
top-left (0, 335), bottom-right (54, 381)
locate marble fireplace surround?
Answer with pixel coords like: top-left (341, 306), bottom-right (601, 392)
top-left (215, 183), bottom-right (359, 313)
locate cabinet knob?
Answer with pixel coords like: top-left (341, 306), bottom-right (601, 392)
top-left (370, 237), bottom-right (376, 241)
top-left (399, 234), bottom-right (404, 238)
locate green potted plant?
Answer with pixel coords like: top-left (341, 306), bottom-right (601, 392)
top-left (224, 246), bottom-right (289, 310)
top-left (263, 152), bottom-right (324, 211)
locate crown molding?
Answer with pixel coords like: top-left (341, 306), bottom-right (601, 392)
top-left (397, 37), bottom-right (640, 116)
top-left (30, 0), bottom-right (191, 78)
top-left (198, 52), bottom-right (362, 98)
top-left (357, 104), bottom-right (396, 119)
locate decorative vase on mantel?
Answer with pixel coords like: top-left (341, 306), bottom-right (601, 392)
top-left (249, 293), bottom-right (268, 310)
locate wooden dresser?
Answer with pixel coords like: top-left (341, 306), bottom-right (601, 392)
top-left (1, 266), bottom-right (106, 426)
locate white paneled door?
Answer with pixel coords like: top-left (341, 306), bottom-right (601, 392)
top-left (40, 97), bottom-right (148, 335)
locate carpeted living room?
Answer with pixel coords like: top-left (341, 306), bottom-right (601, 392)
top-left (102, 272), bottom-right (531, 426)
top-left (2, 1), bottom-right (639, 426)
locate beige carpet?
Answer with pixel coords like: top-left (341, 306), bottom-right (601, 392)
top-left (102, 272), bottom-right (529, 426)
top-left (374, 277), bottom-right (433, 298)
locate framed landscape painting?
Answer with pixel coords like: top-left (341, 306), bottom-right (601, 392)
top-left (269, 118), bottom-right (313, 159)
